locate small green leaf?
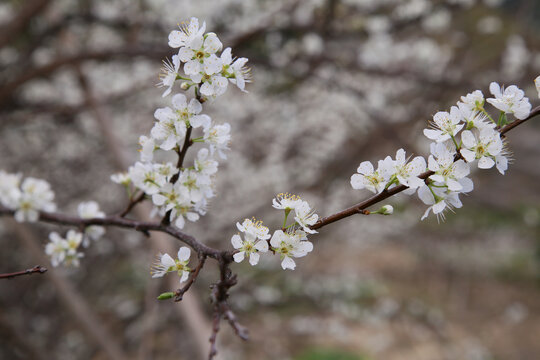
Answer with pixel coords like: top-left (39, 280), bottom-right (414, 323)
top-left (157, 292), bottom-right (175, 300)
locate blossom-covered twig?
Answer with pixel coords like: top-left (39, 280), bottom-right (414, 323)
top-left (311, 107), bottom-right (540, 230)
top-left (0, 265), bottom-right (47, 280)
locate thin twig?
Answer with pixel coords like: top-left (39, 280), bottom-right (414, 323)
top-left (175, 255), bottom-right (207, 302)
top-left (118, 191), bottom-right (146, 217)
top-left (0, 265), bottom-right (47, 279)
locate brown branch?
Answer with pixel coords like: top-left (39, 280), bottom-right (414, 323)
top-left (0, 265), bottom-right (47, 279)
top-left (0, 207), bottom-right (225, 260)
top-left (175, 255), bottom-right (207, 302)
top-left (118, 191), bottom-right (146, 217)
top-left (311, 105), bottom-right (540, 230)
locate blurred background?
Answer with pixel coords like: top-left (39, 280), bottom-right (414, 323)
top-left (1, 0), bottom-right (540, 359)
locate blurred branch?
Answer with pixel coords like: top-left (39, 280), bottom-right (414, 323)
top-left (0, 46), bottom-right (170, 107)
top-left (0, 0), bottom-right (51, 49)
top-left (0, 265), bottom-right (47, 279)
top-left (6, 219), bottom-right (129, 360)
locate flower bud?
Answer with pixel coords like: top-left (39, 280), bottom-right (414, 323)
top-left (373, 205), bottom-right (393, 215)
top-left (180, 82), bottom-right (190, 90)
top-left (157, 292), bottom-right (175, 300)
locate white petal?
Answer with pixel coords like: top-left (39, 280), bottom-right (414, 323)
top-left (233, 251), bottom-right (245, 263)
top-left (172, 93), bottom-right (188, 110)
top-left (281, 256), bottom-right (296, 270)
top-left (478, 156), bottom-right (495, 169)
top-left (161, 253), bottom-right (175, 267)
top-left (357, 161), bottom-right (374, 175)
top-left (249, 252), bottom-right (260, 266)
top-left (231, 234), bottom-right (243, 249)
top-left (178, 246), bottom-right (191, 261)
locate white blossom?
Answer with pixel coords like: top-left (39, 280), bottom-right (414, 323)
top-left (171, 93), bottom-right (210, 129)
top-left (168, 17), bottom-right (206, 49)
top-left (46, 230), bottom-right (84, 267)
top-left (272, 193), bottom-right (302, 211)
top-left (294, 200), bottom-right (318, 234)
top-left (78, 201), bottom-right (106, 247)
top-left (151, 183), bottom-right (199, 229)
top-left (45, 232), bottom-right (67, 267)
top-left (111, 172), bottom-right (130, 186)
top-left (460, 128), bottom-right (508, 174)
top-left (139, 135), bottom-right (155, 162)
top-left (270, 229), bottom-right (313, 270)
top-left (236, 218), bottom-right (271, 240)
top-left (486, 82), bottom-right (531, 120)
top-left (204, 123), bottom-right (231, 159)
top-left (129, 162), bottom-right (172, 195)
top-left (194, 148), bottom-right (218, 176)
top-left (151, 247), bottom-right (191, 283)
top-left (350, 160), bottom-right (390, 194)
top-left (535, 76), bottom-right (540, 99)
top-left (0, 171), bottom-right (21, 209)
top-left (220, 47), bottom-right (251, 92)
top-left (389, 148), bottom-right (427, 189)
top-left (151, 107), bottom-right (187, 151)
top-left (428, 143), bottom-right (471, 191)
top-left (418, 181), bottom-right (472, 221)
top-left (231, 231), bottom-right (268, 266)
top-left (423, 106), bottom-right (464, 143)
top-left (14, 178), bottom-right (56, 222)
top-left (457, 90), bottom-right (484, 113)
top-left (158, 55), bottom-right (181, 97)
top-left (178, 33), bottom-right (223, 76)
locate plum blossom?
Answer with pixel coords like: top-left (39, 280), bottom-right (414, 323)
top-left (151, 107), bottom-right (187, 151)
top-left (350, 160), bottom-right (390, 194)
top-left (428, 143), bottom-right (471, 191)
top-left (77, 201), bottom-right (106, 247)
top-left (204, 123), bottom-right (231, 159)
top-left (45, 232), bottom-right (67, 267)
top-left (220, 47), bottom-right (251, 92)
top-left (151, 183), bottom-right (200, 229)
top-left (194, 148), bottom-right (218, 176)
top-left (168, 17), bottom-right (206, 49)
top-left (14, 178), bottom-right (56, 222)
top-left (294, 201), bottom-right (318, 234)
top-left (46, 230), bottom-right (84, 267)
top-left (151, 247), bottom-right (191, 283)
top-left (457, 90), bottom-right (484, 112)
top-left (236, 218), bottom-right (271, 240)
top-left (231, 224), bottom-right (269, 266)
top-left (460, 129), bottom-right (508, 174)
top-left (388, 149), bottom-right (427, 189)
top-left (272, 193), bottom-right (301, 211)
top-left (171, 93), bottom-right (210, 129)
top-left (158, 55), bottom-right (181, 97)
top-left (270, 229), bottom-right (313, 270)
top-left (139, 135), bottom-right (155, 162)
top-left (111, 172), bottom-right (130, 186)
top-left (486, 82), bottom-right (531, 120)
top-left (0, 171), bottom-right (21, 209)
top-left (423, 106), bottom-right (464, 143)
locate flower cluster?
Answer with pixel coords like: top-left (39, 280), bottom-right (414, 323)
top-left (120, 18), bottom-right (248, 231)
top-left (350, 80), bottom-right (535, 221)
top-left (160, 17), bottom-right (250, 99)
top-left (45, 230), bottom-right (84, 267)
top-left (42, 200), bottom-right (107, 267)
top-left (0, 171), bottom-right (56, 222)
top-left (230, 194), bottom-right (317, 270)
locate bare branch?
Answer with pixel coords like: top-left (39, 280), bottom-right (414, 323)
top-left (0, 265), bottom-right (47, 279)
